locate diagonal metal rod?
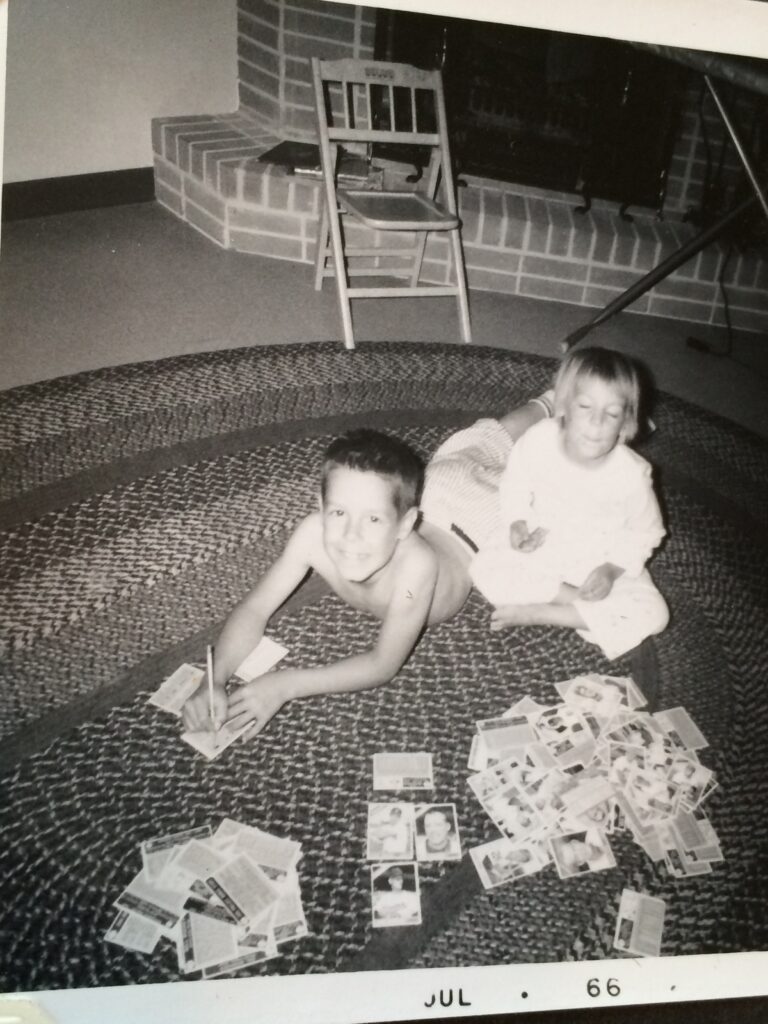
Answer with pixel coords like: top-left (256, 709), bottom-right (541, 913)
top-left (704, 74), bottom-right (768, 221)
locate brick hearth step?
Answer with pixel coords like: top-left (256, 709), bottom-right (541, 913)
top-left (152, 110), bottom-right (768, 335)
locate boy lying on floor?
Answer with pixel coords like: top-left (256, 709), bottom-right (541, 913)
top-left (182, 394), bottom-right (552, 738)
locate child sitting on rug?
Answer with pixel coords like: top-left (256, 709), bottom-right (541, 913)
top-left (470, 347), bottom-right (669, 660)
top-left (182, 393), bottom-right (553, 738)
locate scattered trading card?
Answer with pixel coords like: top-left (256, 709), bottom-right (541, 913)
top-left (104, 909), bottom-right (163, 954)
top-left (161, 838), bottom-right (230, 890)
top-left (414, 803), bottom-right (461, 861)
top-left (177, 910), bottom-right (239, 974)
top-left (205, 854), bottom-right (280, 924)
top-left (272, 885), bottom-right (309, 944)
top-left (654, 707), bottom-right (708, 750)
top-left (470, 837), bottom-right (549, 889)
top-left (201, 934), bottom-right (279, 978)
top-left (475, 715), bottom-right (538, 760)
top-left (233, 636), bottom-right (288, 682)
top-left (613, 888), bottom-right (665, 957)
top-left (147, 663), bottom-right (204, 716)
top-left (230, 825), bottom-right (302, 882)
top-left (371, 863), bottom-right (422, 928)
top-left (503, 696), bottom-right (548, 717)
top-left (141, 825), bottom-right (213, 881)
top-left (180, 718), bottom-right (254, 761)
top-left (523, 767), bottom-right (571, 823)
top-left (558, 772), bottom-right (616, 828)
top-left (549, 828), bottom-right (616, 879)
top-left (484, 783), bottom-right (543, 843)
top-left (366, 802), bottom-right (415, 861)
top-left (467, 733), bottom-right (484, 772)
top-left (114, 869), bottom-right (188, 931)
top-left (558, 674), bottom-right (624, 716)
top-left (467, 751), bottom-right (544, 803)
top-left (182, 892), bottom-right (238, 924)
top-left (373, 752), bottom-right (434, 790)
top-left (604, 713), bottom-right (665, 751)
top-left (532, 704), bottom-right (597, 769)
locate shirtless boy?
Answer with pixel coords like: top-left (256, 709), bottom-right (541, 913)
top-left (182, 396), bottom-right (551, 737)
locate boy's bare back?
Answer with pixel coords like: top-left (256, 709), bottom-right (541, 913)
top-left (298, 511), bottom-right (472, 626)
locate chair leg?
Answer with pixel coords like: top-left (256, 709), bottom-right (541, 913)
top-left (327, 210), bottom-right (355, 350)
top-left (314, 199), bottom-right (329, 292)
top-left (449, 229), bottom-right (472, 344)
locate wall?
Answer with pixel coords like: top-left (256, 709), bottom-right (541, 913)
top-left (3, 0), bottom-right (238, 183)
top-left (237, 0), bottom-right (376, 138)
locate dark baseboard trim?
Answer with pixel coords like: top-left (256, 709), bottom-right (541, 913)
top-left (1, 167), bottom-right (156, 222)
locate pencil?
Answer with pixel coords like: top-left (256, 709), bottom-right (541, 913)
top-left (206, 644), bottom-right (215, 724)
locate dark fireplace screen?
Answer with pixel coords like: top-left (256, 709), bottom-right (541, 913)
top-left (375, 12), bottom-right (687, 215)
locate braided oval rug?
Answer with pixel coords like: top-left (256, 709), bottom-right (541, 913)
top-left (1, 341), bottom-right (767, 991)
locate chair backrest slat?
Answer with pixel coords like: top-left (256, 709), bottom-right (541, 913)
top-left (317, 57), bottom-right (439, 91)
top-left (311, 56), bottom-right (458, 215)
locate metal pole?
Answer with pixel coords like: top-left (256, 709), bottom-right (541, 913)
top-left (562, 192), bottom-right (758, 350)
top-left (704, 74), bottom-right (768, 221)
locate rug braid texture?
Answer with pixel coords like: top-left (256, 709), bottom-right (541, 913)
top-left (1, 341), bottom-right (767, 991)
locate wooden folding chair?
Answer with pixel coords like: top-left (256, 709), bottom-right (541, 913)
top-left (311, 57), bottom-right (472, 350)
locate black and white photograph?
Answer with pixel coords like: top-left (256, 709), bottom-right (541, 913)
top-left (1, 0), bottom-right (767, 1021)
top-left (371, 749), bottom-right (435, 790)
top-left (370, 862), bottom-right (422, 928)
top-left (550, 828), bottom-right (618, 879)
top-left (470, 835), bottom-right (551, 889)
top-left (365, 801), bottom-right (415, 861)
top-left (413, 801), bottom-right (462, 861)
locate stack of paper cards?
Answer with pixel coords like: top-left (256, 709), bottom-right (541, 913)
top-left (467, 674), bottom-right (722, 897)
top-left (147, 637), bottom-right (288, 761)
top-left (104, 819), bottom-right (307, 977)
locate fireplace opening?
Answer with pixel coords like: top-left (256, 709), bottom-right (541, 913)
top-left (375, 11), bottom-right (688, 215)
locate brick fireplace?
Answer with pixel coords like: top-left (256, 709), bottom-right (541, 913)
top-left (151, 0), bottom-right (767, 335)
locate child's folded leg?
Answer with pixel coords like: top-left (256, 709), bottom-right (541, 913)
top-left (572, 570), bottom-right (669, 661)
top-left (470, 546), bottom-right (562, 607)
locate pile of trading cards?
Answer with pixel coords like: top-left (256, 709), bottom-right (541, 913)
top-left (148, 637), bottom-right (288, 761)
top-left (467, 673), bottom-right (722, 902)
top-left (366, 752), bottom-right (461, 929)
top-left (104, 819), bottom-right (308, 976)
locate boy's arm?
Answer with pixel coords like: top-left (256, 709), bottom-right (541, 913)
top-left (226, 547), bottom-right (438, 737)
top-left (181, 515), bottom-right (316, 731)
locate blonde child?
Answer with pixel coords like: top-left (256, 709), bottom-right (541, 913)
top-left (470, 347), bottom-right (669, 660)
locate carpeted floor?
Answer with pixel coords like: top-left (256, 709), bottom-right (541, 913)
top-left (1, 341), bottom-right (767, 991)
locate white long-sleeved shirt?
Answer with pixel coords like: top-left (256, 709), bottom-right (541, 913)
top-left (498, 419), bottom-right (665, 582)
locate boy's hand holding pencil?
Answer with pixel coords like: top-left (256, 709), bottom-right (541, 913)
top-left (181, 647), bottom-right (229, 733)
top-left (153, 636), bottom-right (289, 758)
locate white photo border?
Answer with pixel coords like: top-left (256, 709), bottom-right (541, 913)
top-left (2, 0), bottom-right (767, 1020)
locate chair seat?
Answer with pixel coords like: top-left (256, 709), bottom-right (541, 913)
top-left (338, 189), bottom-right (459, 231)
